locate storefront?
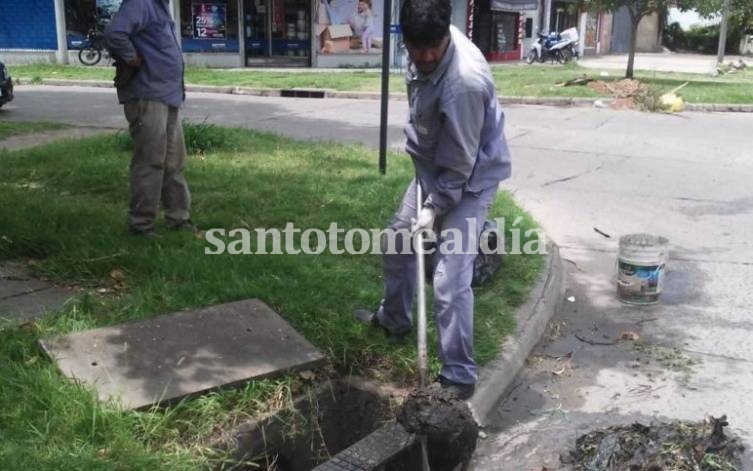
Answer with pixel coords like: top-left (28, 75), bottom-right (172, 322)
top-left (60, 0), bottom-right (388, 68)
top-left (469, 0), bottom-right (537, 62)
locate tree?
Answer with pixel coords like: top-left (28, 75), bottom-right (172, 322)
top-left (677, 0), bottom-right (753, 50)
top-left (579, 0), bottom-right (677, 78)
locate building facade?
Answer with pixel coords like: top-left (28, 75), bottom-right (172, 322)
top-left (2, 0), bottom-right (644, 68)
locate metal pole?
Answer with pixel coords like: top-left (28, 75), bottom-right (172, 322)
top-left (415, 182), bottom-right (431, 471)
top-left (379, 0), bottom-right (393, 174)
top-left (717, 0), bottom-right (732, 64)
top-left (53, 0), bottom-right (69, 65)
top-left (415, 182), bottom-right (428, 387)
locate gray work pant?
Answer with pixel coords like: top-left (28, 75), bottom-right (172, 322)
top-left (124, 99), bottom-right (191, 231)
top-left (377, 179), bottom-right (498, 385)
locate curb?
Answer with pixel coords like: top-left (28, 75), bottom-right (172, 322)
top-left (685, 103), bottom-right (753, 113)
top-left (16, 78), bottom-right (753, 112)
top-left (470, 242), bottom-right (564, 425)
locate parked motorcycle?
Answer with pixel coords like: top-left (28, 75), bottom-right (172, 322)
top-left (526, 27), bottom-right (579, 64)
top-left (78, 29), bottom-right (108, 66)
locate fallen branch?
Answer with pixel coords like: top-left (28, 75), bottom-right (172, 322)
top-left (556, 75), bottom-right (595, 87)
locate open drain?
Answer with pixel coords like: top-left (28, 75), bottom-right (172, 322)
top-left (280, 89), bottom-right (327, 99)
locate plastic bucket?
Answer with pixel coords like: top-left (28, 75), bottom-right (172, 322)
top-left (617, 234), bottom-right (669, 305)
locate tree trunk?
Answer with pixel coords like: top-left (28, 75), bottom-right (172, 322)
top-left (626, 10), bottom-right (641, 79)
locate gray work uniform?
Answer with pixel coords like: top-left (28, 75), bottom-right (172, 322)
top-left (105, 0), bottom-right (190, 231)
top-left (377, 26), bottom-right (511, 385)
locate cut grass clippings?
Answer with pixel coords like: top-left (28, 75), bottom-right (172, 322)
top-left (10, 62), bottom-right (753, 104)
top-left (0, 123), bottom-right (543, 469)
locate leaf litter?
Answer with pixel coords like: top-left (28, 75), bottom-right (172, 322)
top-left (562, 416), bottom-right (744, 471)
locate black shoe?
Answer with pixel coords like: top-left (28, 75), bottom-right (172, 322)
top-left (436, 375), bottom-right (476, 400)
top-left (168, 220), bottom-right (198, 232)
top-left (354, 309), bottom-right (409, 342)
top-left (128, 227), bottom-right (161, 239)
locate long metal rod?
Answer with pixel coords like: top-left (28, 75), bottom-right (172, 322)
top-left (415, 181), bottom-right (431, 471)
top-left (415, 182), bottom-right (429, 388)
top-left (378, 0), bottom-right (393, 174)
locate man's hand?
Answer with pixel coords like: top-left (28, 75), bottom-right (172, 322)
top-left (126, 54), bottom-right (143, 67)
top-left (411, 206), bottom-right (436, 235)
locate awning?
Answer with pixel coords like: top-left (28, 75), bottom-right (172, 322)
top-left (491, 0), bottom-right (539, 11)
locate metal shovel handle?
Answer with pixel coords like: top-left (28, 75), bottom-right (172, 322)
top-left (415, 181), bottom-right (429, 389)
top-left (415, 181), bottom-right (431, 471)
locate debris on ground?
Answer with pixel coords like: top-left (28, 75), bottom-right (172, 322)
top-left (556, 75), bottom-right (595, 87)
top-left (633, 342), bottom-right (701, 375)
top-left (658, 82), bottom-right (688, 113)
top-left (396, 383), bottom-right (478, 471)
top-left (560, 75), bottom-right (688, 112)
top-left (618, 331), bottom-right (641, 342)
top-left (717, 60), bottom-right (748, 75)
top-left (562, 416), bottom-right (745, 471)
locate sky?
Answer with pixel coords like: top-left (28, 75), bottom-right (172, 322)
top-left (668, 7), bottom-right (721, 30)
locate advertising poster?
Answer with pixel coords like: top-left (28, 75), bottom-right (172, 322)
top-left (96, 0), bottom-right (123, 29)
top-left (192, 2), bottom-right (227, 39)
top-left (314, 0), bottom-right (384, 54)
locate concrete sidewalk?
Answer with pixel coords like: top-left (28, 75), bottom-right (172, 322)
top-left (579, 52), bottom-right (751, 74)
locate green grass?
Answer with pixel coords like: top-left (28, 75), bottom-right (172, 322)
top-left (0, 120), bottom-right (68, 141)
top-left (0, 123), bottom-right (543, 469)
top-left (11, 62), bottom-right (753, 104)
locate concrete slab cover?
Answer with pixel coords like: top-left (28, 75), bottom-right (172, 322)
top-left (40, 299), bottom-right (327, 410)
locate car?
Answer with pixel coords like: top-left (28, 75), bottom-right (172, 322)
top-left (0, 61), bottom-right (14, 108)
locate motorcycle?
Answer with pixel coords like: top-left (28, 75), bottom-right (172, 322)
top-left (526, 27), bottom-right (579, 64)
top-left (78, 29), bottom-right (108, 66)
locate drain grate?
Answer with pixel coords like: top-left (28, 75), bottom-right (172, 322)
top-left (313, 421), bottom-right (416, 471)
top-left (280, 89), bottom-right (327, 99)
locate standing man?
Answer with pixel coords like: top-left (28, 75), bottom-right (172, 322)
top-left (105, 0), bottom-right (193, 236)
top-left (357, 0), bottom-right (511, 400)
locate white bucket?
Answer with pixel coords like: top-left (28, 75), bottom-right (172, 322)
top-left (616, 234), bottom-right (669, 304)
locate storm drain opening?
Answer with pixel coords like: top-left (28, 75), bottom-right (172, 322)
top-left (280, 89), bottom-right (327, 99)
top-left (213, 378), bottom-right (403, 471)
top-left (213, 379), bottom-right (480, 471)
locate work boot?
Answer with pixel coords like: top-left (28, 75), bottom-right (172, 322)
top-left (128, 227), bottom-right (161, 239)
top-left (354, 309), bottom-right (409, 342)
top-left (168, 219), bottom-right (198, 233)
top-left (436, 375), bottom-right (475, 401)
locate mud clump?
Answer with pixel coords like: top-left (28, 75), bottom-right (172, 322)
top-left (396, 384), bottom-right (478, 471)
top-left (563, 416), bottom-right (744, 471)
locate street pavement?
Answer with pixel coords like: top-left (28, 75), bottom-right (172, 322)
top-left (579, 52), bottom-right (750, 74)
top-left (2, 85), bottom-right (753, 468)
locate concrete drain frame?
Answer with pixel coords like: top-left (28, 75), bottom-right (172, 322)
top-left (212, 376), bottom-right (427, 471)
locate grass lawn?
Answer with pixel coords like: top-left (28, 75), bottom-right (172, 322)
top-left (11, 62), bottom-right (753, 104)
top-left (0, 121), bottom-right (68, 141)
top-left (0, 123), bottom-right (543, 470)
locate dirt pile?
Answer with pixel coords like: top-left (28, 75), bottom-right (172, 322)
top-left (396, 384), bottom-right (478, 471)
top-left (587, 79), bottom-right (645, 99)
top-left (562, 416), bottom-right (744, 471)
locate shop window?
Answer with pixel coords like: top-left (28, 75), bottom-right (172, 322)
top-left (181, 0), bottom-right (240, 52)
